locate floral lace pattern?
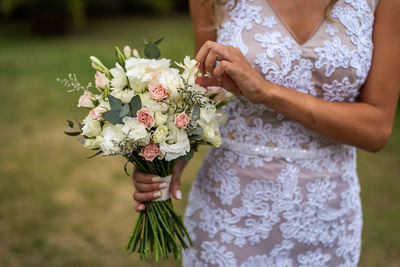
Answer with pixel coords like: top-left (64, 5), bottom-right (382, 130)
top-left (184, 0), bottom-right (378, 266)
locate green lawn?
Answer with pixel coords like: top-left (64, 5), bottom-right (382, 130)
top-left (0, 16), bottom-right (399, 267)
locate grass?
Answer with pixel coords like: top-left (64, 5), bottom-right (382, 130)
top-left (0, 15), bottom-right (399, 267)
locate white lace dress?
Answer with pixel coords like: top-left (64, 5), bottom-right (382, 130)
top-left (183, 0), bottom-right (379, 266)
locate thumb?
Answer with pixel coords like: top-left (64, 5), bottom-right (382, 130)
top-left (169, 172), bottom-right (182, 200)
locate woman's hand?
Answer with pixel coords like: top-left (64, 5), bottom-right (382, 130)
top-left (195, 40), bottom-right (268, 103)
top-left (132, 160), bottom-right (188, 212)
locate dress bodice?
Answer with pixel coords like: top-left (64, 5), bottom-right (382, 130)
top-left (217, 0), bottom-right (379, 161)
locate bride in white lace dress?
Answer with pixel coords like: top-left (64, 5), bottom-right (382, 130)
top-left (131, 0), bottom-right (400, 266)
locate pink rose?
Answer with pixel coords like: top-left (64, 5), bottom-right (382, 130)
top-left (137, 108), bottom-right (155, 129)
top-left (78, 91), bottom-right (96, 108)
top-left (174, 112), bottom-right (191, 128)
top-left (139, 142), bottom-right (161, 161)
top-left (89, 107), bottom-right (107, 121)
top-left (148, 81), bottom-right (168, 101)
top-left (94, 71), bottom-right (109, 92)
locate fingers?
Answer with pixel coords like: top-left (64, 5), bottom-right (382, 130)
top-left (133, 179), bottom-right (168, 193)
top-left (133, 190), bottom-right (163, 202)
top-left (204, 49), bottom-right (219, 76)
top-left (134, 201), bottom-right (145, 212)
top-left (132, 170), bottom-right (161, 184)
top-left (170, 172), bottom-right (182, 200)
top-left (195, 76), bottom-right (223, 88)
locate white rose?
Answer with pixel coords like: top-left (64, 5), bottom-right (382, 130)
top-left (109, 63), bottom-right (128, 90)
top-left (158, 68), bottom-right (182, 99)
top-left (100, 123), bottom-right (125, 155)
top-left (84, 136), bottom-right (103, 150)
top-left (82, 116), bottom-right (102, 137)
top-left (121, 117), bottom-right (150, 146)
top-left (155, 112), bottom-right (168, 126)
top-left (152, 125), bottom-right (169, 143)
top-left (159, 129), bottom-right (190, 161)
top-left (111, 89), bottom-right (136, 104)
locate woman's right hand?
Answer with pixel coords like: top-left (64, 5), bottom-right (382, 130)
top-left (132, 160), bottom-right (188, 212)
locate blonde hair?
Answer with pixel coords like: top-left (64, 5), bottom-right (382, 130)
top-left (209, 0), bottom-right (340, 26)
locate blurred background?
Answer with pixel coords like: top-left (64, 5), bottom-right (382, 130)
top-left (0, 0), bottom-right (399, 266)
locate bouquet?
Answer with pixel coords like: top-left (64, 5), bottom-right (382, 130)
top-left (58, 39), bottom-right (229, 262)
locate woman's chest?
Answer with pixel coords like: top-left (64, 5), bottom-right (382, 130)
top-left (217, 0), bottom-right (378, 102)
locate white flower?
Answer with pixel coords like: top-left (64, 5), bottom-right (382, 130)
top-left (159, 129), bottom-right (190, 161)
top-left (155, 112), bottom-right (168, 126)
top-left (200, 106), bottom-right (217, 123)
top-left (100, 123), bottom-right (125, 155)
top-left (152, 125), bottom-right (169, 143)
top-left (109, 63), bottom-right (128, 90)
top-left (158, 68), bottom-right (183, 99)
top-left (121, 117), bottom-right (150, 146)
top-left (111, 89), bottom-right (136, 104)
top-left (199, 121), bottom-right (222, 147)
top-left (176, 56), bottom-right (199, 85)
top-left (97, 96), bottom-right (111, 110)
top-left (140, 92), bottom-right (168, 113)
top-left (82, 116), bottom-right (102, 137)
top-left (84, 136), bottom-right (103, 150)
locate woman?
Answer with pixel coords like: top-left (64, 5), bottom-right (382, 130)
top-left (132, 0), bottom-right (400, 265)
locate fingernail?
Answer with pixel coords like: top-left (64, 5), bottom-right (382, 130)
top-left (138, 205), bottom-right (145, 211)
top-left (176, 190), bottom-right (182, 200)
top-left (216, 76), bottom-right (222, 82)
top-left (159, 182), bottom-right (168, 189)
top-left (152, 176), bottom-right (161, 182)
top-left (153, 192), bottom-right (161, 198)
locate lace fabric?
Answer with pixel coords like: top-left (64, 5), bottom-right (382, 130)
top-left (183, 0), bottom-right (379, 266)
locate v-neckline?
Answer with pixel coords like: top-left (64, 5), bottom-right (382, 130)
top-left (264, 0), bottom-right (328, 46)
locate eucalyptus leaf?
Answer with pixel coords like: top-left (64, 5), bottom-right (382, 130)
top-left (103, 110), bottom-right (123, 125)
top-left (108, 94), bottom-right (123, 111)
top-left (129, 95), bottom-right (142, 116)
top-left (64, 131), bottom-right (81, 136)
top-left (177, 149), bottom-right (194, 161)
top-left (192, 104), bottom-right (200, 121)
top-left (191, 125), bottom-right (203, 135)
top-left (189, 120), bottom-right (197, 127)
top-left (120, 103), bottom-right (131, 118)
top-left (144, 43), bottom-right (161, 59)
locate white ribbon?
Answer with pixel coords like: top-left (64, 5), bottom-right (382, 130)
top-left (154, 175), bottom-right (172, 202)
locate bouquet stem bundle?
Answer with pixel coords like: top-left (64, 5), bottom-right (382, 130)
top-left (125, 158), bottom-right (193, 262)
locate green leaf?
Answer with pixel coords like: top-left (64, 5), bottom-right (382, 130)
top-left (103, 110), bottom-right (123, 124)
top-left (191, 125), bottom-right (203, 135)
top-left (120, 103), bottom-right (131, 118)
top-left (129, 95), bottom-right (142, 116)
top-left (64, 131), bottom-right (81, 136)
top-left (66, 120), bottom-right (74, 128)
top-left (154, 37), bottom-right (164, 45)
top-left (87, 150), bottom-right (102, 159)
top-left (189, 120), bottom-right (197, 128)
top-left (192, 103), bottom-right (200, 121)
top-left (177, 149), bottom-right (194, 161)
top-left (144, 43), bottom-right (161, 59)
top-left (108, 94), bottom-right (123, 111)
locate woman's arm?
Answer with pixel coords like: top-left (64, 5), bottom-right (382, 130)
top-left (189, 0), bottom-right (217, 53)
top-left (195, 0), bottom-right (400, 152)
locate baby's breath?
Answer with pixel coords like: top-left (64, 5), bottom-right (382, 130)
top-left (57, 73), bottom-right (92, 93)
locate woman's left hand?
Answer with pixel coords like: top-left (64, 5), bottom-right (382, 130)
top-left (195, 40), bottom-right (268, 103)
